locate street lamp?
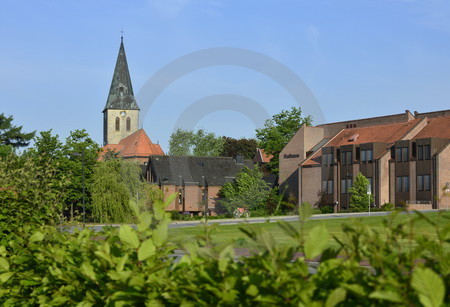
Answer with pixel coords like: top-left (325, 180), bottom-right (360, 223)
top-left (71, 148), bottom-right (85, 225)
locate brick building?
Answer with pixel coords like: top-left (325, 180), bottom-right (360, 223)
top-left (279, 109), bottom-right (450, 210)
top-left (145, 155), bottom-right (253, 213)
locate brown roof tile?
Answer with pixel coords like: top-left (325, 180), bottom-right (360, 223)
top-left (327, 119), bottom-right (420, 147)
top-left (413, 117), bottom-right (450, 140)
top-left (99, 129), bottom-right (164, 160)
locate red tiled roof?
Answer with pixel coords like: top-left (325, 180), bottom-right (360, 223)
top-left (413, 117), bottom-right (450, 140)
top-left (327, 119), bottom-right (420, 147)
top-left (300, 119), bottom-right (421, 167)
top-left (257, 149), bottom-right (273, 163)
top-left (301, 149), bottom-right (322, 166)
top-left (99, 129), bottom-right (164, 160)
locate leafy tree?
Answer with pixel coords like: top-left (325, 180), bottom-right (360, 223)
top-left (220, 137), bottom-right (258, 160)
top-left (24, 129), bottom-right (100, 221)
top-left (0, 113), bottom-right (35, 148)
top-left (168, 128), bottom-right (195, 156)
top-left (62, 129), bottom-right (100, 220)
top-left (255, 107), bottom-right (312, 173)
top-left (91, 158), bottom-right (145, 223)
top-left (0, 153), bottom-right (67, 246)
top-left (348, 172), bottom-right (374, 212)
top-left (218, 166), bottom-right (270, 214)
top-left (168, 128), bottom-right (224, 156)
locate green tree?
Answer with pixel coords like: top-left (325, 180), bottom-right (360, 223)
top-left (91, 158), bottom-right (145, 223)
top-left (220, 137), bottom-right (258, 160)
top-left (0, 153), bottom-right (66, 245)
top-left (168, 128), bottom-right (224, 156)
top-left (62, 129), bottom-right (100, 220)
top-left (348, 172), bottom-right (374, 212)
top-left (0, 113), bottom-right (35, 148)
top-left (26, 129), bottom-right (100, 221)
top-left (255, 107), bottom-right (312, 173)
top-left (218, 166), bottom-right (270, 214)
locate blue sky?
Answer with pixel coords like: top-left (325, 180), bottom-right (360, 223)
top-left (1, 0), bottom-right (449, 151)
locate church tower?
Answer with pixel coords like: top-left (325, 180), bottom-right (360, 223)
top-left (103, 37), bottom-right (140, 146)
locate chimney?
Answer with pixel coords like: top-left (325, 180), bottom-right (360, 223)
top-left (235, 155), bottom-right (244, 164)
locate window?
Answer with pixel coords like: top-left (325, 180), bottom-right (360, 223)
top-left (322, 180), bottom-right (327, 193)
top-left (178, 189), bottom-right (183, 204)
top-left (327, 180), bottom-right (333, 194)
top-left (367, 149), bottom-right (373, 162)
top-left (328, 153), bottom-right (334, 165)
top-left (402, 147), bottom-right (409, 162)
top-left (396, 148), bottom-right (402, 162)
top-left (418, 175), bottom-right (424, 191)
top-left (322, 154), bottom-right (327, 166)
top-left (346, 151), bottom-right (353, 165)
top-left (361, 150), bottom-right (366, 162)
top-left (126, 117), bottom-right (131, 131)
top-left (424, 175), bottom-right (431, 191)
top-left (403, 176), bottom-right (409, 192)
top-left (424, 145), bottom-right (431, 160)
top-left (347, 178), bottom-right (353, 191)
top-left (418, 145), bottom-right (423, 160)
top-left (396, 176), bottom-right (402, 192)
top-left (341, 179), bottom-right (347, 194)
top-left (115, 117), bottom-right (120, 131)
top-left (341, 152), bottom-right (346, 166)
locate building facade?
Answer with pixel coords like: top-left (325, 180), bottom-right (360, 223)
top-left (279, 110), bottom-right (450, 210)
top-left (145, 155), bottom-right (253, 213)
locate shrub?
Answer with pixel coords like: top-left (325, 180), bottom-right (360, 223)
top-left (381, 202), bottom-right (395, 211)
top-left (0, 196), bottom-right (448, 305)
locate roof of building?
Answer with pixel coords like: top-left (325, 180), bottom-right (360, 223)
top-left (413, 117), bottom-right (450, 140)
top-left (148, 155), bottom-right (253, 186)
top-left (253, 148), bottom-right (273, 163)
top-left (103, 39), bottom-right (140, 111)
top-left (326, 119), bottom-right (420, 147)
top-left (300, 119), bottom-right (421, 167)
top-left (100, 129), bottom-right (164, 160)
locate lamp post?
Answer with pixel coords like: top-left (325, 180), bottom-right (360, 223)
top-left (71, 147), bottom-right (85, 224)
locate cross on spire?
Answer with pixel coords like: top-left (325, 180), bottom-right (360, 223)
top-left (121, 28), bottom-right (124, 42)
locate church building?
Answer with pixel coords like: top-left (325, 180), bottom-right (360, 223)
top-left (100, 37), bottom-right (164, 162)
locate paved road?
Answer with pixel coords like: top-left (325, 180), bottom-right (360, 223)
top-left (71, 209), bottom-right (440, 232)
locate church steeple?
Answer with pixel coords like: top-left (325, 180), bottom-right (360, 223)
top-left (103, 38), bottom-right (140, 146)
top-left (103, 39), bottom-right (140, 111)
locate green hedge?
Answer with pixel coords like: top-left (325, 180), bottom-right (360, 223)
top-left (0, 198), bottom-right (448, 306)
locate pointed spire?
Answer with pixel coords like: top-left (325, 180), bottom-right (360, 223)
top-left (103, 38), bottom-right (139, 111)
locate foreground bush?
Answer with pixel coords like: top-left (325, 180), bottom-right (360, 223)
top-left (0, 200), bottom-right (448, 305)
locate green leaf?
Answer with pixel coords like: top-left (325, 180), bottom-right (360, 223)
top-left (0, 272), bottom-right (13, 283)
top-left (412, 267), bottom-right (445, 307)
top-left (82, 262), bottom-right (96, 281)
top-left (304, 224), bottom-right (328, 259)
top-left (116, 255), bottom-right (129, 271)
top-left (277, 220), bottom-right (300, 239)
top-left (119, 225), bottom-right (140, 249)
top-left (29, 231), bottom-right (45, 242)
top-left (246, 284), bottom-right (259, 297)
top-left (0, 257), bottom-right (9, 271)
top-left (153, 223), bottom-right (168, 247)
top-left (299, 202), bottom-right (313, 222)
top-left (138, 239), bottom-right (156, 261)
top-left (137, 212), bottom-right (152, 232)
top-left (369, 290), bottom-right (403, 303)
top-left (325, 288), bottom-right (346, 307)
